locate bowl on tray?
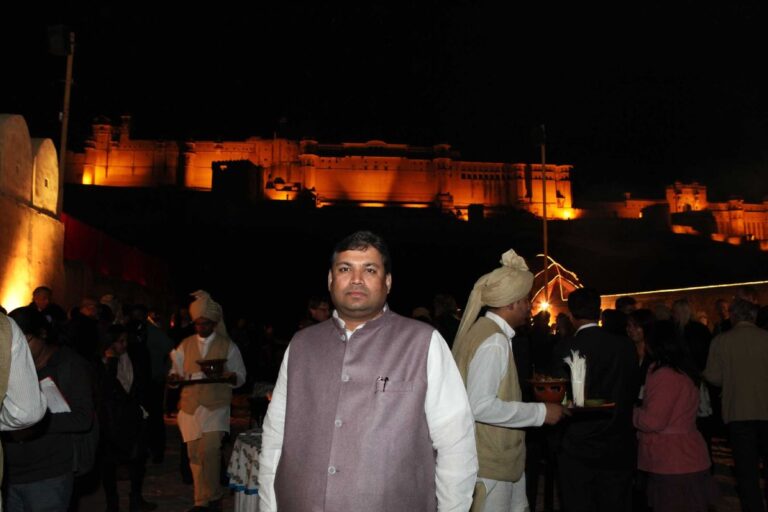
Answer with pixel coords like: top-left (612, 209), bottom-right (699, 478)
top-left (196, 358), bottom-right (227, 379)
top-left (527, 375), bottom-right (569, 403)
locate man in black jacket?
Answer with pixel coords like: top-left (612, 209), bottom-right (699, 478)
top-left (100, 322), bottom-right (158, 512)
top-left (553, 288), bottom-right (639, 512)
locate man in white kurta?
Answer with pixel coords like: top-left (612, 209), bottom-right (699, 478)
top-left (0, 313), bottom-right (48, 512)
top-left (169, 291), bottom-right (246, 512)
top-left (453, 250), bottom-right (565, 512)
top-left (0, 314), bottom-right (48, 431)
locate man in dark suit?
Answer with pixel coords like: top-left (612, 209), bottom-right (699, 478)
top-left (553, 288), bottom-right (639, 512)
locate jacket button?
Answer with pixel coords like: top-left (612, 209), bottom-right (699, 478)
top-left (328, 466), bottom-right (337, 475)
top-left (341, 374), bottom-right (350, 382)
top-left (334, 419), bottom-right (342, 427)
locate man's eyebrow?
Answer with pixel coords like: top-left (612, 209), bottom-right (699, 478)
top-left (334, 261), bottom-right (381, 267)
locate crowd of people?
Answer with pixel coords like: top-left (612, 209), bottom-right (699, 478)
top-left (0, 232), bottom-right (767, 512)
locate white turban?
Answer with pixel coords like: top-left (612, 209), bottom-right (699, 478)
top-left (453, 249), bottom-right (534, 347)
top-left (189, 290), bottom-right (228, 338)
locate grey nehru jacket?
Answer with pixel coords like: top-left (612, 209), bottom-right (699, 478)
top-left (274, 310), bottom-right (437, 512)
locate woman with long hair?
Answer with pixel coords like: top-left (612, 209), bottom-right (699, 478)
top-left (633, 320), bottom-right (717, 512)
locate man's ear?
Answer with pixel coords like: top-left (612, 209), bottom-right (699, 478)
top-left (328, 270), bottom-right (333, 291)
top-left (385, 274), bottom-right (392, 294)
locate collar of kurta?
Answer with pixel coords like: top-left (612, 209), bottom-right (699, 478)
top-left (484, 310), bottom-right (516, 340)
top-left (331, 304), bottom-right (390, 339)
top-left (196, 332), bottom-right (216, 345)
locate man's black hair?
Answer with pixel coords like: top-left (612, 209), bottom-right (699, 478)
top-left (331, 230), bottom-right (392, 274)
top-left (101, 323), bottom-right (127, 350)
top-left (567, 287), bottom-right (601, 321)
top-left (130, 303), bottom-right (149, 316)
top-left (308, 295), bottom-right (330, 309)
top-left (615, 295), bottom-right (636, 310)
top-left (8, 307), bottom-right (48, 340)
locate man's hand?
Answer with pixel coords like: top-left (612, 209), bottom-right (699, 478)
top-left (167, 373), bottom-right (182, 388)
top-left (543, 403), bottom-right (569, 425)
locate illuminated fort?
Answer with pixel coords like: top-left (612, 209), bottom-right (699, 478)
top-left (65, 117), bottom-right (574, 220)
top-left (581, 181), bottom-right (768, 247)
top-left (65, 117), bottom-right (768, 244)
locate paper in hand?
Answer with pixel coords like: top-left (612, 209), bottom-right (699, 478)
top-left (40, 376), bottom-right (71, 413)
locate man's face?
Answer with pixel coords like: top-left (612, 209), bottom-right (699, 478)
top-left (33, 291), bottom-right (51, 311)
top-left (194, 317), bottom-right (217, 338)
top-left (80, 300), bottom-right (98, 319)
top-left (111, 333), bottom-right (128, 355)
top-left (309, 302), bottom-right (331, 322)
top-left (507, 297), bottom-right (532, 328)
top-left (328, 248), bottom-right (391, 329)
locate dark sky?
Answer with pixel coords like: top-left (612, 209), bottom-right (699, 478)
top-left (3, 2), bottom-right (768, 200)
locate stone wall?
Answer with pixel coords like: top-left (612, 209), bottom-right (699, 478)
top-left (0, 115), bottom-right (65, 311)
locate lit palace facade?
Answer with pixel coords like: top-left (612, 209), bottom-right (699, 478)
top-left (65, 117), bottom-right (574, 219)
top-left (582, 182), bottom-right (768, 247)
top-left (65, 117), bottom-right (768, 245)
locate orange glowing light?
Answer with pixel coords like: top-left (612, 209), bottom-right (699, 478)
top-left (671, 225), bottom-right (698, 235)
top-left (0, 275), bottom-right (27, 312)
top-left (601, 279), bottom-right (768, 299)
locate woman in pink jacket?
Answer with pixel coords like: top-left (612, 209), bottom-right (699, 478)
top-left (633, 320), bottom-right (718, 512)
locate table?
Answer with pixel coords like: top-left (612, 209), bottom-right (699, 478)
top-left (227, 428), bottom-right (262, 512)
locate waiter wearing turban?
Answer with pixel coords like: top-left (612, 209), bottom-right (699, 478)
top-left (453, 250), bottom-right (566, 512)
top-left (169, 291), bottom-right (246, 512)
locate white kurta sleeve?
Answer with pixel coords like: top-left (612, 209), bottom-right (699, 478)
top-left (466, 333), bottom-right (545, 428)
top-left (0, 318), bottom-right (47, 431)
top-left (257, 345), bottom-right (290, 512)
top-left (225, 341), bottom-right (247, 388)
top-left (169, 345), bottom-right (185, 377)
top-left (424, 330), bottom-right (478, 512)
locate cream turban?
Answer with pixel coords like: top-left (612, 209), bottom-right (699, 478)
top-left (189, 290), bottom-right (229, 338)
top-left (453, 249), bottom-right (533, 348)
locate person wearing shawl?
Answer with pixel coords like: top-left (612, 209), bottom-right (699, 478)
top-left (453, 249), bottom-right (566, 512)
top-left (169, 291), bottom-right (246, 512)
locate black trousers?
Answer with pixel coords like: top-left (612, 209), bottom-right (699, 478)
top-left (102, 422), bottom-right (149, 510)
top-left (557, 452), bottom-right (633, 512)
top-left (729, 420), bottom-right (768, 512)
top-left (145, 381), bottom-right (167, 462)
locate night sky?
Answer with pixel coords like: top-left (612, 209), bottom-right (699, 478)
top-left (4, 2), bottom-right (768, 201)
